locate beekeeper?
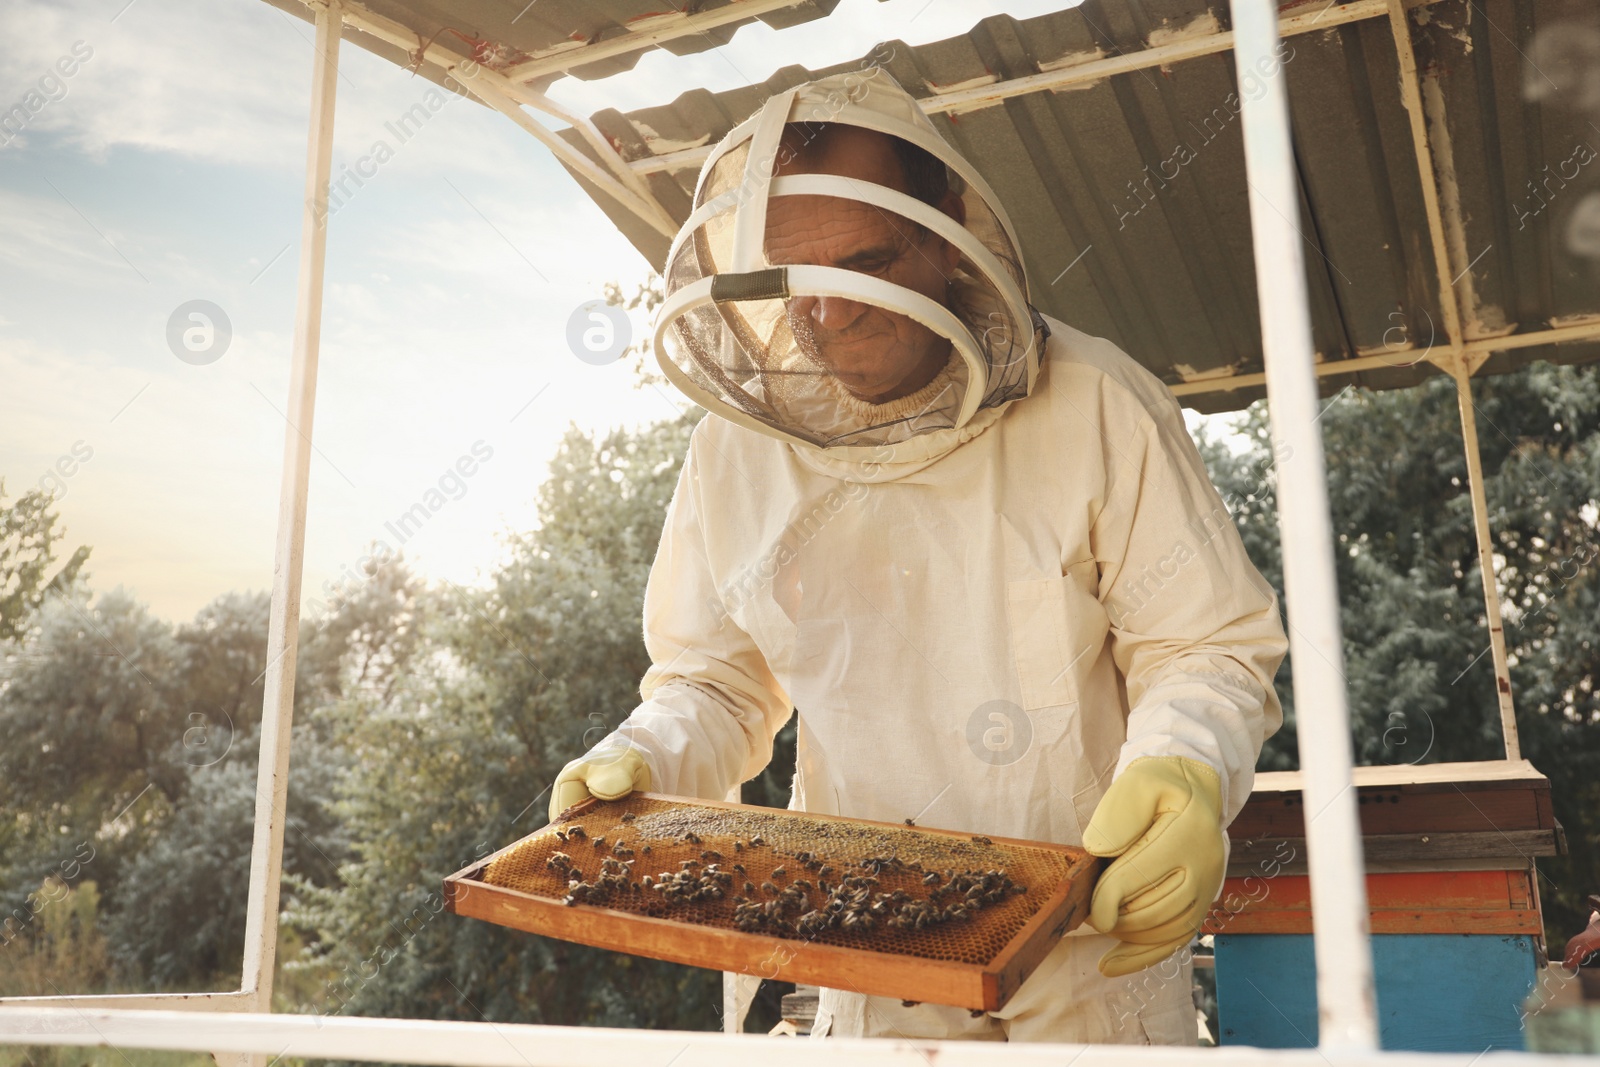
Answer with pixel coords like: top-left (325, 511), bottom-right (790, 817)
top-left (548, 69), bottom-right (1288, 1044)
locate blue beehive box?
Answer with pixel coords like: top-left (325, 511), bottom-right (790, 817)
top-left (1210, 760), bottom-right (1561, 1051)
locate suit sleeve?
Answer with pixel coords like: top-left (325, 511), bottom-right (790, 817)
top-left (608, 429), bottom-right (795, 801)
top-left (1091, 389), bottom-right (1289, 825)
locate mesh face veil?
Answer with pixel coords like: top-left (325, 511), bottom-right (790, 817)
top-left (653, 70), bottom-right (1046, 451)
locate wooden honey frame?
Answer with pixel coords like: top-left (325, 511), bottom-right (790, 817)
top-left (443, 794), bottom-right (1099, 1012)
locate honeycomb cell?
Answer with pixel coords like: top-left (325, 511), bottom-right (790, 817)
top-left (478, 797), bottom-right (1081, 966)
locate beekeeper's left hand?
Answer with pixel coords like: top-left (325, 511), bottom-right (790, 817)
top-left (1083, 756), bottom-right (1225, 977)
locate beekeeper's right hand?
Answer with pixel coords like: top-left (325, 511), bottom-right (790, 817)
top-left (548, 741), bottom-right (652, 823)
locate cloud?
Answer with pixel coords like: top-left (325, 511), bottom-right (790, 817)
top-left (0, 0), bottom-right (536, 178)
top-left (0, 185), bottom-right (147, 285)
top-left (0, 0), bottom-right (307, 166)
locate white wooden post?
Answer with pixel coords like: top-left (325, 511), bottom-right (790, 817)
top-left (238, 0), bottom-right (343, 1021)
top-left (1230, 0), bottom-right (1380, 1051)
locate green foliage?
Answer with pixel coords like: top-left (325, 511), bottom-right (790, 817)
top-left (1200, 362), bottom-right (1600, 945)
top-left (0, 587), bottom-right (183, 919)
top-left (0, 878), bottom-right (110, 997)
top-left (0, 481), bottom-right (89, 644)
top-left (103, 725), bottom-right (353, 990)
top-left (0, 559), bottom-right (411, 995)
top-left (283, 413), bottom-right (725, 1031)
top-left (0, 880), bottom-right (209, 1067)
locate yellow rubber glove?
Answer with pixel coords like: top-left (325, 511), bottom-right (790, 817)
top-left (548, 744), bottom-right (652, 823)
top-left (1082, 756), bottom-right (1224, 977)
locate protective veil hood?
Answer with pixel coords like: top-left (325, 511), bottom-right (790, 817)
top-left (653, 69), bottom-right (1045, 455)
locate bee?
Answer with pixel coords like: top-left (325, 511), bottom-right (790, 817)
top-left (969, 1009), bottom-right (986, 1019)
top-left (818, 866), bottom-right (834, 878)
top-left (792, 879), bottom-right (812, 891)
top-left (731, 863), bottom-right (746, 875)
top-left (761, 881), bottom-right (779, 895)
top-left (744, 881), bottom-right (756, 895)
top-left (683, 832), bottom-right (702, 845)
top-left (554, 830), bottom-right (567, 843)
top-left (771, 866), bottom-right (786, 878)
top-left (566, 826), bottom-right (586, 841)
top-left (903, 818), bottom-right (915, 826)
top-left (901, 1000), bottom-right (920, 1009)
top-left (546, 852), bottom-right (572, 872)
top-left (641, 845), bottom-right (652, 855)
top-left (971, 835), bottom-right (992, 845)
top-left (733, 841), bottom-right (744, 852)
top-left (923, 872), bottom-right (940, 886)
top-left (797, 911), bottom-right (829, 936)
top-left (749, 835), bottom-right (765, 846)
top-left (620, 812), bottom-right (636, 823)
top-left (701, 850), bottom-right (722, 862)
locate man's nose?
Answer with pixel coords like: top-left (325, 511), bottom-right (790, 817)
top-left (806, 295), bottom-right (867, 333)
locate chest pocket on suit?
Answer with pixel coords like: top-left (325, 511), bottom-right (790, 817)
top-left (1006, 559), bottom-right (1109, 711)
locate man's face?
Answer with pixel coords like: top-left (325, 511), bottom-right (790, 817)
top-left (764, 127), bottom-right (962, 404)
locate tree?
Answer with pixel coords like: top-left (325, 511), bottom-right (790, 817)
top-left (285, 413), bottom-right (727, 1031)
top-left (0, 585), bottom-right (182, 928)
top-left (0, 878), bottom-right (110, 997)
top-left (0, 559), bottom-right (421, 995)
top-left (97, 561), bottom-right (425, 991)
top-left (1200, 362), bottom-right (1600, 944)
top-left (0, 481), bottom-right (89, 645)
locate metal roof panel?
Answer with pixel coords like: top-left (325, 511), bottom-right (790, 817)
top-left (559, 0), bottom-right (1600, 412)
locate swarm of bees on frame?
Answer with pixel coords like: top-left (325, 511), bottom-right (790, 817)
top-left (546, 824), bottom-right (1028, 938)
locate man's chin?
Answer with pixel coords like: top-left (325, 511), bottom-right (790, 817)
top-left (835, 375), bottom-right (898, 403)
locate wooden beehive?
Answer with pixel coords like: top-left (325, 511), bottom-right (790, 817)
top-left (1206, 760), bottom-right (1562, 1052)
top-left (444, 793), bottom-right (1099, 1011)
top-left (1207, 759), bottom-right (1561, 937)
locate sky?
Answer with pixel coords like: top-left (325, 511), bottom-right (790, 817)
top-left (0, 0), bottom-right (1087, 623)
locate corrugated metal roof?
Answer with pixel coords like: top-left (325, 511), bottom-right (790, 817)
top-left (265, 0), bottom-right (852, 92)
top-left (559, 0), bottom-right (1600, 412)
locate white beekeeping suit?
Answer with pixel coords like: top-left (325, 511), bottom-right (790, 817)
top-left (556, 69), bottom-right (1287, 1044)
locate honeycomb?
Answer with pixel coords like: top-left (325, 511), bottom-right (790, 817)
top-left (478, 795), bottom-right (1081, 965)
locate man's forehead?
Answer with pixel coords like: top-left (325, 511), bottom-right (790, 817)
top-left (764, 193), bottom-right (907, 265)
top-left (775, 124), bottom-right (910, 192)
top-left (764, 124), bottom-right (916, 265)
